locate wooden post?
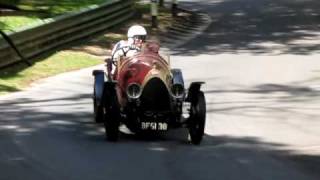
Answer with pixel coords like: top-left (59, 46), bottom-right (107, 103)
top-left (159, 0), bottom-right (164, 7)
top-left (151, 0), bottom-right (158, 28)
top-left (172, 0), bottom-right (178, 17)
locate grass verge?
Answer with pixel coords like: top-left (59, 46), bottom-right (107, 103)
top-left (16, 0), bottom-right (108, 15)
top-left (0, 51), bottom-right (101, 95)
top-left (0, 3), bottom-right (174, 96)
top-left (0, 0), bottom-right (109, 31)
top-left (0, 16), bottom-right (40, 31)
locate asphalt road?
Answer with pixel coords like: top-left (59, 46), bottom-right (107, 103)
top-left (1, 0), bottom-right (320, 179)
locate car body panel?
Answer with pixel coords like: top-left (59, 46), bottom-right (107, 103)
top-left (92, 41), bottom-right (206, 144)
top-left (115, 42), bottom-right (172, 108)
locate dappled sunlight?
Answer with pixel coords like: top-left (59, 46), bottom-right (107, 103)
top-left (49, 120), bottom-right (77, 125)
top-left (1, 0), bottom-right (320, 179)
top-left (204, 82), bottom-right (320, 119)
top-left (0, 85), bottom-right (319, 179)
top-left (148, 146), bottom-right (169, 152)
top-left (173, 0), bottom-right (320, 56)
top-left (0, 125), bottom-right (19, 130)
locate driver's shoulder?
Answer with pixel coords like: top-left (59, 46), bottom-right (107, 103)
top-left (119, 40), bottom-right (129, 46)
top-left (114, 40), bottom-right (128, 49)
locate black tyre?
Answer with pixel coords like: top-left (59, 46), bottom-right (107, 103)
top-left (103, 86), bottom-right (120, 141)
top-left (93, 86), bottom-right (103, 123)
top-left (104, 112), bottom-right (119, 141)
top-left (188, 91), bottom-right (206, 145)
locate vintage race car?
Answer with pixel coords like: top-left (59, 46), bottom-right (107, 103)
top-left (92, 42), bottom-right (206, 144)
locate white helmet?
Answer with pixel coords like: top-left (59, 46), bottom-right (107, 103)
top-left (127, 25), bottom-right (147, 39)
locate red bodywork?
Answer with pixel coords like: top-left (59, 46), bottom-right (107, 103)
top-left (112, 42), bottom-right (171, 107)
top-left (93, 42), bottom-right (205, 143)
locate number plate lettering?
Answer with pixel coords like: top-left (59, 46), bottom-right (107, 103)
top-left (141, 122), bottom-right (168, 131)
top-left (158, 123), bottom-right (168, 130)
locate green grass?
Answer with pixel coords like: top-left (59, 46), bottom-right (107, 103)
top-left (2, 0), bottom-right (108, 14)
top-left (0, 2), bottom-right (174, 96)
top-left (0, 16), bottom-right (40, 31)
top-left (0, 51), bottom-right (102, 95)
top-left (17, 0), bottom-right (108, 15)
top-left (0, 0), bottom-right (109, 31)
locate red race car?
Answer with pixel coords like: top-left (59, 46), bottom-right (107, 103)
top-left (92, 42), bottom-right (206, 144)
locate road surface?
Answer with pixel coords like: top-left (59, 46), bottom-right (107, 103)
top-left (1, 0), bottom-right (320, 179)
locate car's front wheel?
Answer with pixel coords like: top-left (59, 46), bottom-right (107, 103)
top-left (188, 91), bottom-right (206, 145)
top-left (104, 111), bottom-right (119, 141)
top-left (103, 86), bottom-right (120, 141)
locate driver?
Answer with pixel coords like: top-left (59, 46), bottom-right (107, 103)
top-left (108, 25), bottom-right (147, 74)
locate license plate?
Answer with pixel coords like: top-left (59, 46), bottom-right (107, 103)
top-left (141, 122), bottom-right (168, 131)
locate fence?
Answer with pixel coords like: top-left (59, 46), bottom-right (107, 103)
top-left (0, 0), bottom-right (134, 68)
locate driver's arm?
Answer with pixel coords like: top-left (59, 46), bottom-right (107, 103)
top-left (106, 58), bottom-right (113, 74)
top-left (111, 42), bottom-right (120, 55)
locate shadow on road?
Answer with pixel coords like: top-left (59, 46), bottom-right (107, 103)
top-left (172, 0), bottom-right (320, 56)
top-left (203, 81), bottom-right (320, 126)
top-left (0, 85), bottom-right (319, 179)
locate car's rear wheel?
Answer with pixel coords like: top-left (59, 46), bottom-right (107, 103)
top-left (103, 86), bottom-right (120, 141)
top-left (188, 91), bottom-right (206, 145)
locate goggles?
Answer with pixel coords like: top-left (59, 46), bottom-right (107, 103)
top-left (133, 35), bottom-right (146, 42)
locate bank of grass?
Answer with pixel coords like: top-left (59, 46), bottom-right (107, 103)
top-left (0, 3), bottom-right (174, 95)
top-left (0, 51), bottom-right (101, 95)
top-left (17, 0), bottom-right (107, 14)
top-left (0, 16), bottom-right (39, 31)
top-left (0, 0), bottom-right (109, 31)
